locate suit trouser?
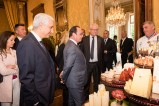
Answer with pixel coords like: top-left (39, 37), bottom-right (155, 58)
top-left (1, 78), bottom-right (20, 106)
top-left (68, 87), bottom-right (84, 106)
top-left (103, 60), bottom-right (113, 72)
top-left (121, 54), bottom-right (133, 68)
top-left (84, 62), bottom-right (101, 100)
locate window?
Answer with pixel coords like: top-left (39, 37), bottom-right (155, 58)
top-left (108, 26), bottom-right (117, 39)
top-left (128, 14), bottom-right (134, 40)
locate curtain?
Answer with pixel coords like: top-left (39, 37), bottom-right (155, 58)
top-left (3, 0), bottom-right (18, 31)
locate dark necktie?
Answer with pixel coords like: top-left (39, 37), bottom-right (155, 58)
top-left (39, 41), bottom-right (48, 54)
top-left (120, 40), bottom-right (123, 46)
top-left (90, 37), bottom-right (94, 59)
top-left (120, 39), bottom-right (123, 52)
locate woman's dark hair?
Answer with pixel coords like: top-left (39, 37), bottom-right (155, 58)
top-left (69, 26), bottom-right (80, 37)
top-left (0, 31), bottom-right (15, 57)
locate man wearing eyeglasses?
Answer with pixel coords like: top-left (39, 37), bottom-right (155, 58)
top-left (80, 23), bottom-right (104, 101)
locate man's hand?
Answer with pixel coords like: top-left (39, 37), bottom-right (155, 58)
top-left (34, 102), bottom-right (39, 106)
top-left (59, 71), bottom-right (64, 84)
top-left (104, 50), bottom-right (107, 54)
top-left (128, 52), bottom-right (132, 56)
top-left (59, 71), bottom-right (63, 79)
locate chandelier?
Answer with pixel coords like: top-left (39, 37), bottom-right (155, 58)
top-left (105, 0), bottom-right (126, 26)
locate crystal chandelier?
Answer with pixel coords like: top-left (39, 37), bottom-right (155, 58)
top-left (105, 0), bottom-right (126, 26)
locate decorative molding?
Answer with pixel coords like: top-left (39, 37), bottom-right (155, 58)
top-left (54, 0), bottom-right (68, 32)
top-left (31, 3), bottom-right (45, 18)
top-left (0, 0), bottom-right (4, 8)
top-left (15, 0), bottom-right (27, 2)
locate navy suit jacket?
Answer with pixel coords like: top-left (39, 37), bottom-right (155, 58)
top-left (16, 32), bottom-right (56, 106)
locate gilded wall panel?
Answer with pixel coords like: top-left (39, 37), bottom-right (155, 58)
top-left (153, 0), bottom-right (159, 32)
top-left (0, 8), bottom-right (10, 34)
top-left (67, 0), bottom-right (89, 35)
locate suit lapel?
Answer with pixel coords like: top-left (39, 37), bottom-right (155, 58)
top-left (122, 37), bottom-right (127, 47)
top-left (70, 40), bottom-right (86, 64)
top-left (86, 36), bottom-right (90, 58)
top-left (87, 36), bottom-right (90, 51)
top-left (97, 36), bottom-right (100, 55)
top-left (29, 33), bottom-right (50, 60)
top-left (105, 38), bottom-right (109, 46)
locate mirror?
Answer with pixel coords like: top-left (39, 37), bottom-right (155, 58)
top-left (54, 0), bottom-right (68, 32)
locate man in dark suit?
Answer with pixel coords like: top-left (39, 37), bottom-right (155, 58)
top-left (120, 31), bottom-right (134, 67)
top-left (16, 13), bottom-right (56, 106)
top-left (13, 23), bottom-right (26, 50)
top-left (80, 23), bottom-right (104, 100)
top-left (103, 30), bottom-right (117, 72)
top-left (62, 26), bottom-right (87, 106)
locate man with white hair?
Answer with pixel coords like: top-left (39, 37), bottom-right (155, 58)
top-left (80, 23), bottom-right (104, 101)
top-left (137, 21), bottom-right (159, 53)
top-left (16, 13), bottom-right (56, 106)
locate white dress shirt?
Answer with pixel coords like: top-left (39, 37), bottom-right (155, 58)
top-left (31, 31), bottom-right (42, 42)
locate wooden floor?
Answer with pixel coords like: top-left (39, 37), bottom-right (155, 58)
top-left (50, 89), bottom-right (63, 106)
top-left (50, 83), bottom-right (94, 106)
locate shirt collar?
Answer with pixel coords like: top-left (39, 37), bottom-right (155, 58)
top-left (90, 35), bottom-right (97, 38)
top-left (122, 37), bottom-right (126, 41)
top-left (31, 31), bottom-right (42, 42)
top-left (146, 32), bottom-right (157, 39)
top-left (105, 38), bottom-right (108, 40)
top-left (69, 38), bottom-right (77, 45)
top-left (17, 36), bottom-right (23, 41)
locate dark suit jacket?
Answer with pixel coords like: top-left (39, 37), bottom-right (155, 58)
top-left (56, 43), bottom-right (65, 74)
top-left (80, 35), bottom-right (104, 68)
top-left (42, 38), bottom-right (57, 65)
top-left (16, 32), bottom-right (56, 106)
top-left (120, 37), bottom-right (134, 63)
top-left (62, 40), bottom-right (87, 88)
top-left (13, 37), bottom-right (20, 50)
top-left (104, 38), bottom-right (117, 62)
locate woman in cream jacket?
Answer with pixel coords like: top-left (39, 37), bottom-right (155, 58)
top-left (0, 31), bottom-right (20, 106)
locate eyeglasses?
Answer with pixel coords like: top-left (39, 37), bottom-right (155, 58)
top-left (90, 29), bottom-right (98, 31)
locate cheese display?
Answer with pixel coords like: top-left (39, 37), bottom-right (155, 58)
top-left (129, 68), bottom-right (152, 99)
top-left (152, 58), bottom-right (159, 94)
top-left (124, 79), bottom-right (132, 93)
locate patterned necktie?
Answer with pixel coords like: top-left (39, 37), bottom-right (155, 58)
top-left (90, 37), bottom-right (94, 59)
